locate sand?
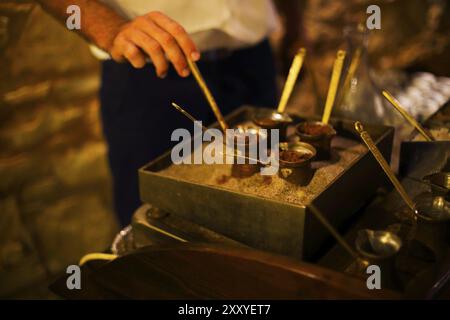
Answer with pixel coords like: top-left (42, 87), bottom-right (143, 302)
top-left (159, 135), bottom-right (367, 206)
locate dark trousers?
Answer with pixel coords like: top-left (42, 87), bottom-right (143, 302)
top-left (100, 39), bottom-right (278, 227)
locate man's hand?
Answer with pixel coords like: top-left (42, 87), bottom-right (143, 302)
top-left (110, 11), bottom-right (200, 78)
top-left (36, 1), bottom-right (199, 78)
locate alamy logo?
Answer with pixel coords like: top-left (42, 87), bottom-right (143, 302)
top-left (366, 265), bottom-right (381, 290)
top-left (66, 265), bottom-right (81, 290)
top-left (66, 5), bottom-right (81, 30)
top-left (366, 5), bottom-right (381, 30)
top-left (171, 122), bottom-right (280, 175)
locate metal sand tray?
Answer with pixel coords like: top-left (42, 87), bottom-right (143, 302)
top-left (139, 106), bottom-right (394, 260)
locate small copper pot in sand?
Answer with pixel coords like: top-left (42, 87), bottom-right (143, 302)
top-left (278, 142), bottom-right (316, 185)
top-left (227, 127), bottom-right (267, 178)
top-left (295, 121), bottom-right (337, 160)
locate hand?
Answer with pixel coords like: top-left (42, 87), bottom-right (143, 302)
top-left (109, 11), bottom-right (200, 78)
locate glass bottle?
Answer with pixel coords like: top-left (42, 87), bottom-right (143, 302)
top-left (334, 25), bottom-right (398, 126)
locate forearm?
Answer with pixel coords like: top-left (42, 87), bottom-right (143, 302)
top-left (36, 0), bottom-right (128, 52)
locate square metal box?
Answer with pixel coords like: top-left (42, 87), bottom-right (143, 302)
top-left (139, 106), bottom-right (394, 260)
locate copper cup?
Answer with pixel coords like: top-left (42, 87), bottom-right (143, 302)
top-left (227, 126), bottom-right (266, 178)
top-left (295, 121), bottom-right (337, 160)
top-left (278, 142), bottom-right (316, 185)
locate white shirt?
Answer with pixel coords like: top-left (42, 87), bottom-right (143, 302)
top-left (92, 0), bottom-right (279, 58)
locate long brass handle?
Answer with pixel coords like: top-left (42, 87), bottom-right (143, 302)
top-left (336, 47), bottom-right (361, 107)
top-left (382, 90), bottom-right (434, 142)
top-left (322, 50), bottom-right (346, 124)
top-left (355, 121), bottom-right (416, 212)
top-left (187, 59), bottom-right (228, 132)
top-left (277, 48), bottom-right (306, 113)
top-left (309, 205), bottom-right (364, 263)
top-left (171, 102), bottom-right (208, 132)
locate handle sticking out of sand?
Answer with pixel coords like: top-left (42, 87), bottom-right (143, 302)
top-left (277, 48), bottom-right (307, 113)
top-left (336, 47), bottom-right (361, 108)
top-left (322, 50), bottom-right (346, 125)
top-left (382, 90), bottom-right (434, 142)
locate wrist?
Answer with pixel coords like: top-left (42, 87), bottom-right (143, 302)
top-left (94, 18), bottom-right (128, 53)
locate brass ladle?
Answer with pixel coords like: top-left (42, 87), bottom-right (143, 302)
top-left (355, 121), bottom-right (449, 217)
top-left (355, 122), bottom-right (450, 260)
top-left (310, 186), bottom-right (403, 286)
top-left (294, 50), bottom-right (346, 159)
top-left (252, 49), bottom-right (306, 139)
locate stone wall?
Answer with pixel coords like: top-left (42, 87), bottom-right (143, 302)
top-left (0, 1), bottom-right (118, 298)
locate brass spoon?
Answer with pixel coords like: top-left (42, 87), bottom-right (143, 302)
top-left (382, 90), bottom-right (434, 142)
top-left (355, 121), bottom-right (416, 212)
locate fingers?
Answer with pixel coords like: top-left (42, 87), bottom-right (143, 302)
top-left (148, 12), bottom-right (200, 62)
top-left (123, 43), bottom-right (146, 69)
top-left (138, 16), bottom-right (189, 77)
top-left (126, 29), bottom-right (169, 77)
top-left (110, 11), bottom-right (200, 78)
top-left (111, 36), bottom-right (146, 69)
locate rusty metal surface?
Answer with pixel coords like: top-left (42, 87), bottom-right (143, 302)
top-left (139, 106), bottom-right (394, 260)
